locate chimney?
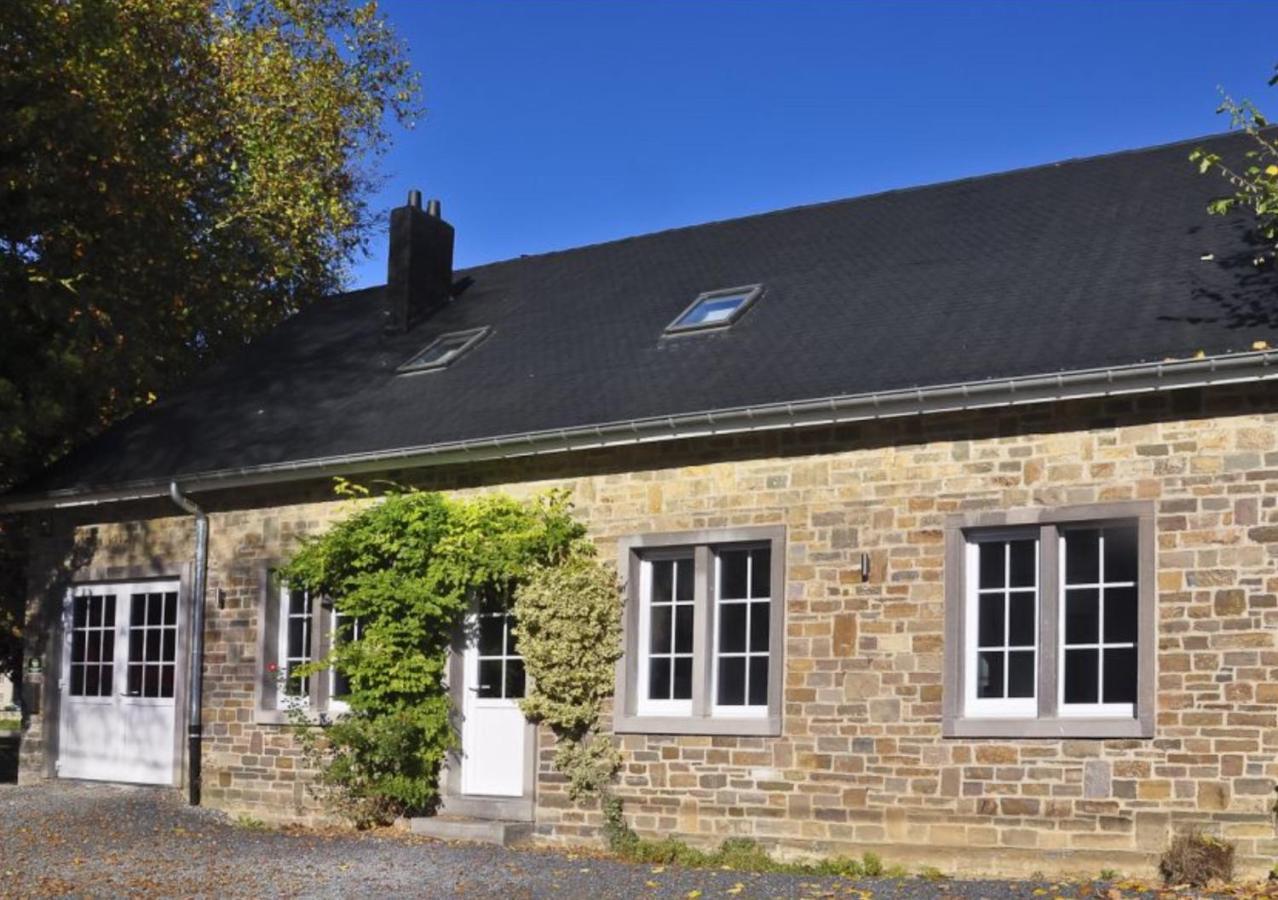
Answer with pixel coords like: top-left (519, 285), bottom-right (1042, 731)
top-left (385, 190), bottom-right (455, 333)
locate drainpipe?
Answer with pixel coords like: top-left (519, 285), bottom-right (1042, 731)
top-left (169, 482), bottom-right (207, 806)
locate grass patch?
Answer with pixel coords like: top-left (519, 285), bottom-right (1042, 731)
top-left (0, 714), bottom-right (20, 731)
top-left (233, 813), bottom-right (270, 831)
top-left (603, 799), bottom-right (903, 878)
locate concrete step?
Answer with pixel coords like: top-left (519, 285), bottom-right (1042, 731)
top-left (408, 815), bottom-right (534, 847)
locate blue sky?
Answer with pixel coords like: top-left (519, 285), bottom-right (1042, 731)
top-left (348, 0), bottom-right (1277, 288)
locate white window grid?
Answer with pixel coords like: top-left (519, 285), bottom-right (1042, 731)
top-left (636, 553), bottom-right (695, 717)
top-left (711, 547), bottom-right (771, 717)
top-left (279, 586), bottom-right (313, 704)
top-left (964, 534), bottom-right (1039, 719)
top-left (328, 612), bottom-right (362, 713)
top-left (70, 592), bottom-right (116, 698)
top-left (1058, 528), bottom-right (1137, 718)
top-left (126, 590), bottom-right (177, 699)
top-left (474, 598), bottom-right (524, 700)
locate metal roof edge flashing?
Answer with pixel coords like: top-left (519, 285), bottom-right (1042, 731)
top-left (4, 350), bottom-right (1275, 513)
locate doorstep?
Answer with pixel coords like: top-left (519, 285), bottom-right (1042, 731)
top-left (408, 814), bottom-right (534, 847)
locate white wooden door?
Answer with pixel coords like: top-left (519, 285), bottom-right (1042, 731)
top-left (460, 592), bottom-right (527, 797)
top-left (59, 582), bottom-right (180, 785)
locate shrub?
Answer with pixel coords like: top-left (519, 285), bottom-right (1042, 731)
top-left (1159, 831), bottom-right (1235, 887)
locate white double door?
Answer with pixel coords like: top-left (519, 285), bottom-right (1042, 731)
top-left (459, 592), bottom-right (528, 797)
top-left (58, 582), bottom-right (181, 785)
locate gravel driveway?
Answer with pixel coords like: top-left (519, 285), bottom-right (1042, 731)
top-left (0, 781), bottom-right (1177, 898)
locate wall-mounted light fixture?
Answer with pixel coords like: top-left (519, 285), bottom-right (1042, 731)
top-left (860, 552), bottom-right (870, 583)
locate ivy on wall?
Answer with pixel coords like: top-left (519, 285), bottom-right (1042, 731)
top-left (280, 483), bottom-right (590, 826)
top-left (515, 547), bottom-right (624, 799)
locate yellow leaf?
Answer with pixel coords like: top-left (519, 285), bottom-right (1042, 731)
top-left (1266, 164), bottom-right (1278, 176)
top-left (686, 892), bottom-right (702, 899)
top-left (727, 885), bottom-right (745, 895)
top-left (645, 881), bottom-right (659, 889)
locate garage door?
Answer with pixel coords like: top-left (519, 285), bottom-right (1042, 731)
top-left (58, 582), bottom-right (181, 785)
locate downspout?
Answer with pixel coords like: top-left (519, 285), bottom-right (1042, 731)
top-left (169, 482), bottom-right (207, 806)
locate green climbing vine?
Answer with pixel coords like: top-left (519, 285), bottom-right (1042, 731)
top-left (279, 482), bottom-right (585, 826)
top-left (514, 546), bottom-right (625, 800)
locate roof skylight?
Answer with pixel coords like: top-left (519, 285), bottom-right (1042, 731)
top-left (398, 326), bottom-right (489, 373)
top-left (664, 285), bottom-right (763, 334)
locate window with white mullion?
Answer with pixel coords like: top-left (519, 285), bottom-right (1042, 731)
top-left (279, 586), bottom-right (314, 703)
top-left (1059, 525), bottom-right (1139, 717)
top-left (712, 546), bottom-right (771, 717)
top-left (965, 535), bottom-right (1038, 718)
top-left (637, 554), bottom-right (695, 716)
top-left (329, 610), bottom-right (362, 712)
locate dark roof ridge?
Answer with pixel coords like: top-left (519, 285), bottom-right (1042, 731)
top-left (454, 128), bottom-right (1243, 274)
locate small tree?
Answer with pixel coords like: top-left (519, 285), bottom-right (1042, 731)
top-left (1190, 62), bottom-right (1278, 266)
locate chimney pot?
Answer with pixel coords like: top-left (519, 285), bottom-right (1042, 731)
top-left (385, 192), bottom-right (454, 333)
top-left (426, 198), bottom-right (441, 218)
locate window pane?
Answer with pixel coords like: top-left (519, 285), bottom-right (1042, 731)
top-left (128, 630), bottom-right (144, 665)
top-left (649, 606), bottom-right (672, 655)
top-left (71, 631), bottom-right (86, 665)
top-left (648, 658), bottom-right (671, 700)
top-left (674, 605), bottom-right (694, 654)
top-left (159, 665), bottom-right (173, 699)
top-left (477, 659), bottom-right (503, 699)
top-left (651, 560), bottom-right (674, 604)
top-left (130, 594), bottom-right (145, 626)
top-left (1064, 648), bottom-right (1099, 703)
top-left (978, 542), bottom-right (1004, 589)
top-left (676, 558), bottom-right (694, 601)
top-left (1065, 589), bottom-right (1099, 644)
top-left (1009, 540), bottom-right (1036, 588)
top-left (977, 594), bottom-right (1004, 648)
top-left (102, 632), bottom-right (115, 666)
top-left (478, 615), bottom-right (504, 656)
top-left (977, 651), bottom-right (1004, 699)
top-left (147, 593), bottom-right (164, 626)
top-left (101, 665), bottom-right (114, 697)
top-left (1105, 527), bottom-right (1138, 583)
top-left (748, 657), bottom-right (769, 706)
top-left (719, 550), bottom-right (749, 599)
top-left (334, 669), bottom-right (350, 700)
top-left (128, 664), bottom-right (142, 697)
top-left (719, 603), bottom-right (747, 652)
top-left (163, 592), bottom-right (177, 626)
top-left (86, 631), bottom-right (100, 664)
top-left (287, 616), bottom-right (308, 661)
top-left (71, 664), bottom-right (84, 697)
top-left (145, 629), bottom-right (160, 662)
top-left (1007, 651), bottom-right (1035, 698)
top-left (717, 657), bottom-right (746, 705)
top-left (85, 665), bottom-right (101, 697)
top-left (161, 629), bottom-right (175, 663)
top-left (1104, 586), bottom-right (1138, 643)
top-left (1103, 648), bottom-right (1137, 703)
top-left (1065, 529), bottom-right (1100, 584)
top-left (749, 601), bottom-right (770, 652)
top-left (1007, 592), bottom-right (1035, 647)
top-left (73, 596), bottom-right (88, 629)
top-left (750, 548), bottom-right (771, 598)
top-left (88, 596), bottom-right (102, 628)
top-left (504, 659), bottom-right (526, 699)
top-left (505, 616), bottom-right (519, 656)
top-left (143, 664), bottom-right (159, 698)
top-left (673, 657), bottom-right (693, 700)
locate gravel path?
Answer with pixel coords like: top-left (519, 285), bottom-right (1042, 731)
top-left (0, 781), bottom-right (1178, 898)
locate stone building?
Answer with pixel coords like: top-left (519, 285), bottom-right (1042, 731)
top-left (6, 132), bottom-right (1278, 877)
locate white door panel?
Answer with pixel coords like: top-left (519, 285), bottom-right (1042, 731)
top-left (460, 593), bottom-right (527, 798)
top-left (59, 583), bottom-right (179, 785)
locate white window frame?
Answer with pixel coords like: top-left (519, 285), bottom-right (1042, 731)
top-left (397, 326), bottom-right (489, 373)
top-left (943, 502), bottom-right (1155, 740)
top-left (1057, 527), bottom-right (1138, 719)
top-left (709, 548), bottom-right (771, 720)
top-left (277, 584), bottom-right (315, 709)
top-left (635, 552), bottom-right (695, 718)
top-left (616, 525), bottom-right (786, 737)
top-left (963, 532), bottom-right (1039, 720)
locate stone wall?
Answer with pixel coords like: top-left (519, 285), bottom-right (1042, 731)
top-left (19, 383), bottom-right (1278, 876)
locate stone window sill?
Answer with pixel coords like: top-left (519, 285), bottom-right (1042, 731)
top-left (944, 716), bottom-right (1153, 739)
top-left (613, 712), bottom-right (781, 737)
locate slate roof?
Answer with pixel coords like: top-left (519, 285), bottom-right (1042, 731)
top-left (17, 131), bottom-right (1278, 499)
